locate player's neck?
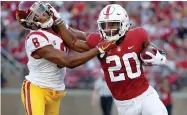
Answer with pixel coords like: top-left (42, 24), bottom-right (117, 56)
top-left (42, 26), bottom-right (59, 35)
top-left (116, 35), bottom-right (125, 45)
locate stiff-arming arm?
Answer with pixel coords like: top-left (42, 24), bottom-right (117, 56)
top-left (56, 24), bottom-right (91, 52)
top-left (32, 45), bottom-right (100, 69)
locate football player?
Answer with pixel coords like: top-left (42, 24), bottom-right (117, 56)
top-left (52, 4), bottom-right (168, 115)
top-left (16, 1), bottom-right (116, 115)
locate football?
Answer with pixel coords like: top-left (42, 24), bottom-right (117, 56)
top-left (140, 46), bottom-right (157, 60)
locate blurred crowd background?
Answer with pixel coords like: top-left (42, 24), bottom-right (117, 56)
top-left (1, 1), bottom-right (187, 92)
top-left (1, 1), bottom-right (187, 115)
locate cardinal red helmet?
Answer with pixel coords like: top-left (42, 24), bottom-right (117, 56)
top-left (16, 1), bottom-right (53, 30)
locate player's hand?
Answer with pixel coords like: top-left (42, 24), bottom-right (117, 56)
top-left (46, 4), bottom-right (65, 26)
top-left (141, 49), bottom-right (167, 65)
top-left (96, 40), bottom-right (116, 53)
top-left (46, 3), bottom-right (61, 20)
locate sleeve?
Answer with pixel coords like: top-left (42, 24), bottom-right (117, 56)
top-left (86, 32), bottom-right (102, 48)
top-left (139, 27), bottom-right (149, 43)
top-left (26, 33), bottom-right (52, 53)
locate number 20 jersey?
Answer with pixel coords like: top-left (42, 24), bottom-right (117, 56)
top-left (25, 28), bottom-right (68, 91)
top-left (87, 27), bottom-right (149, 100)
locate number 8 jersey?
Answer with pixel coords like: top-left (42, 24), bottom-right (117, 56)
top-left (87, 27), bottom-right (149, 100)
top-left (25, 28), bottom-right (68, 91)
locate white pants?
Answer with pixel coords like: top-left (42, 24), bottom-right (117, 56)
top-left (114, 86), bottom-right (168, 115)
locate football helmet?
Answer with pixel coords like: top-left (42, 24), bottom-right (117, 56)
top-left (97, 4), bottom-right (131, 41)
top-left (16, 1), bottom-right (53, 30)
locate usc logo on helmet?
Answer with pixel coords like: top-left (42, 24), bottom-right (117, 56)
top-left (16, 12), bottom-right (22, 24)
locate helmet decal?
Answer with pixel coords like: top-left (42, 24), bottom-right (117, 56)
top-left (97, 4), bottom-right (131, 41)
top-left (105, 6), bottom-right (111, 19)
top-left (16, 1), bottom-right (53, 30)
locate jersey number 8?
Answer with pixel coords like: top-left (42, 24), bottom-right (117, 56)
top-left (32, 38), bottom-right (40, 48)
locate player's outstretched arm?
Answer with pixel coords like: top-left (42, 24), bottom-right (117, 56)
top-left (32, 40), bottom-right (116, 69)
top-left (56, 22), bottom-right (91, 52)
top-left (68, 27), bottom-right (89, 41)
top-left (32, 45), bottom-right (98, 68)
top-left (48, 4), bottom-right (90, 52)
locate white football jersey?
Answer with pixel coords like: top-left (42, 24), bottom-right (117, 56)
top-left (25, 29), bottom-right (68, 91)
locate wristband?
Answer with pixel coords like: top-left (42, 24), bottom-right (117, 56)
top-left (96, 46), bottom-right (105, 53)
top-left (54, 18), bottom-right (65, 26)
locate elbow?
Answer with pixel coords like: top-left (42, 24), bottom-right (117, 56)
top-left (68, 66), bottom-right (76, 69)
top-left (57, 57), bottom-right (77, 69)
top-left (60, 54), bottom-right (83, 69)
top-left (65, 59), bottom-right (78, 69)
top-left (61, 61), bottom-right (76, 69)
top-left (67, 64), bottom-right (77, 69)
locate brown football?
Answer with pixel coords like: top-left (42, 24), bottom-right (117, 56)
top-left (140, 46), bottom-right (157, 60)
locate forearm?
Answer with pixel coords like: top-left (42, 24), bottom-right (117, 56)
top-left (67, 48), bottom-right (99, 68)
top-left (147, 42), bottom-right (166, 56)
top-left (70, 39), bottom-right (117, 66)
top-left (73, 40), bottom-right (91, 52)
top-left (57, 23), bottom-right (76, 49)
top-left (69, 27), bottom-right (89, 41)
top-left (49, 5), bottom-right (90, 52)
top-left (56, 24), bottom-right (90, 52)
top-left (143, 41), bottom-right (160, 50)
top-left (42, 47), bottom-right (99, 69)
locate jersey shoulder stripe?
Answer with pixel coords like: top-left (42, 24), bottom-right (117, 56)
top-left (26, 31), bottom-right (49, 41)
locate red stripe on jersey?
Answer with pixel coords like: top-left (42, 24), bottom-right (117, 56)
top-left (106, 6), bottom-right (111, 19)
top-left (43, 28), bottom-right (59, 37)
top-left (27, 82), bottom-right (32, 115)
top-left (23, 80), bottom-right (29, 115)
top-left (26, 32), bottom-right (49, 41)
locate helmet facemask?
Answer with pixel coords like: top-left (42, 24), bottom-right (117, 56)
top-left (98, 20), bottom-right (131, 41)
top-left (98, 21), bottom-right (121, 41)
top-left (24, 2), bottom-right (54, 30)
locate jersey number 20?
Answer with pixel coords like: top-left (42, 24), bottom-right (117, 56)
top-left (106, 52), bottom-right (141, 82)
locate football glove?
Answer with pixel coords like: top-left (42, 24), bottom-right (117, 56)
top-left (96, 40), bottom-right (116, 54)
top-left (46, 3), bottom-right (67, 26)
top-left (141, 49), bottom-right (167, 65)
top-left (46, 3), bottom-right (61, 20)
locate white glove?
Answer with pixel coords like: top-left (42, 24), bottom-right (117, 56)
top-left (45, 3), bottom-right (61, 19)
top-left (140, 50), bottom-right (167, 65)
